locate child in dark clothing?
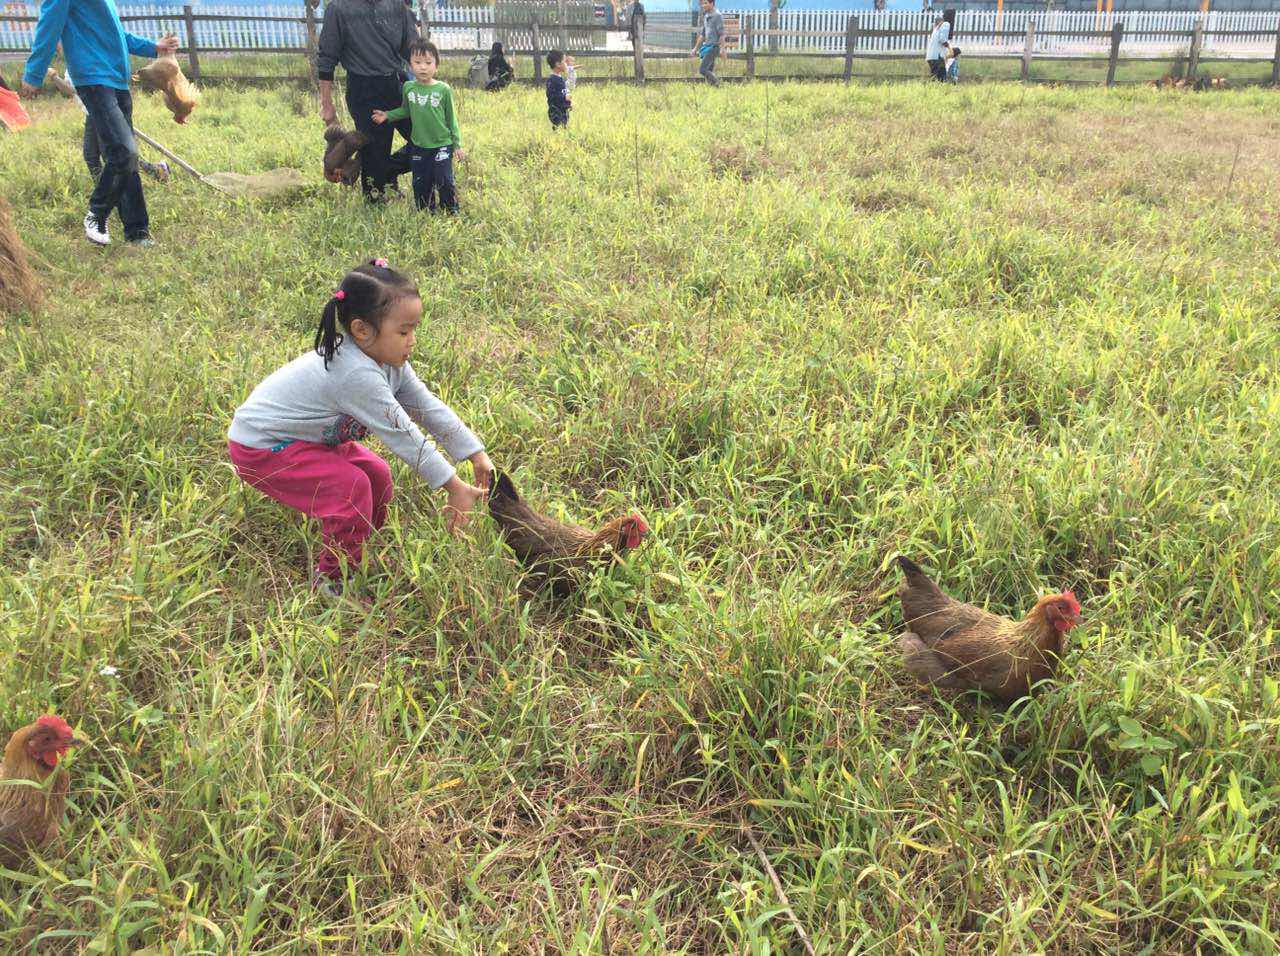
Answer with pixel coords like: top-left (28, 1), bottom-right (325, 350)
top-left (546, 49), bottom-right (572, 129)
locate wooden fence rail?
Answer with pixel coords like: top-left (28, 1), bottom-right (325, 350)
top-left (2, 7), bottom-right (1278, 89)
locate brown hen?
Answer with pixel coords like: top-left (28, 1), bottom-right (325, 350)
top-left (0, 715), bottom-right (88, 869)
top-left (323, 125), bottom-right (369, 186)
top-left (896, 556), bottom-right (1081, 703)
top-left (488, 471), bottom-right (649, 597)
top-left (133, 55), bottom-right (199, 124)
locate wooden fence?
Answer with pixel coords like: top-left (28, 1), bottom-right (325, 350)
top-left (2, 3), bottom-right (1278, 87)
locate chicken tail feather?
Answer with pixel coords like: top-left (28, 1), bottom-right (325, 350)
top-left (491, 470), bottom-right (519, 504)
top-left (896, 555), bottom-right (926, 579)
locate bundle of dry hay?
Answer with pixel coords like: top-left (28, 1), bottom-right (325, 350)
top-left (0, 196), bottom-right (40, 315)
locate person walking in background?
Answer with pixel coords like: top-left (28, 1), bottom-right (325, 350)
top-left (316, 0), bottom-right (418, 203)
top-left (925, 15), bottom-right (950, 82)
top-left (690, 0), bottom-right (724, 87)
top-left (545, 50), bottom-right (572, 128)
top-left (19, 0), bottom-right (178, 247)
top-left (628, 0), bottom-right (646, 42)
top-left (485, 41), bottom-right (514, 91)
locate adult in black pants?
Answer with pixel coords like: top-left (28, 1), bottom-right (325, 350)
top-left (316, 0), bottom-right (418, 203)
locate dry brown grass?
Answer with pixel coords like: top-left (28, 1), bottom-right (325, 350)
top-left (0, 195), bottom-right (40, 316)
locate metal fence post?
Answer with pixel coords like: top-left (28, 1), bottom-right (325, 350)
top-left (182, 4), bottom-right (201, 81)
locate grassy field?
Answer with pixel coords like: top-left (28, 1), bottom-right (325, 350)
top-left (2, 77), bottom-right (1280, 952)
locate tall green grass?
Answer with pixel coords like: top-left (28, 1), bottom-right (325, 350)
top-left (1, 78), bottom-right (1279, 952)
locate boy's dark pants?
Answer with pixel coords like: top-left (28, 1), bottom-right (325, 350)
top-left (549, 108), bottom-right (570, 128)
top-left (84, 118), bottom-right (160, 180)
top-left (699, 44), bottom-right (721, 85)
top-left (345, 73), bottom-right (413, 200)
top-left (77, 85), bottom-right (148, 240)
top-left (411, 145), bottom-right (458, 213)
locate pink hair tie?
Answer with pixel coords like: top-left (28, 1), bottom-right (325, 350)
top-left (334, 289), bottom-right (346, 301)
top-left (373, 258), bottom-right (388, 268)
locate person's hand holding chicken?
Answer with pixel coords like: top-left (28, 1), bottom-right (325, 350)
top-left (441, 451), bottom-right (493, 535)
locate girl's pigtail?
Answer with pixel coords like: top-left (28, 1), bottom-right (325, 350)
top-left (314, 296), bottom-right (344, 369)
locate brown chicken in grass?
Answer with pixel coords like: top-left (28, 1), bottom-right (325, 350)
top-left (323, 125), bottom-right (369, 186)
top-left (133, 55), bottom-right (199, 124)
top-left (0, 716), bottom-right (88, 869)
top-left (896, 556), bottom-right (1082, 703)
top-left (488, 471), bottom-right (649, 597)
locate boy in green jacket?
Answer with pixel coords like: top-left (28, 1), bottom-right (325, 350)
top-left (373, 40), bottom-right (465, 213)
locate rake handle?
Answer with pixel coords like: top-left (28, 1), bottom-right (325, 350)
top-left (130, 126), bottom-right (227, 193)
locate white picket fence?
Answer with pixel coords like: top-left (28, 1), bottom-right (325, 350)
top-left (0, 3), bottom-right (496, 53)
top-left (732, 8), bottom-right (1280, 57)
top-left (3, 2), bottom-right (1277, 59)
top-left (420, 5), bottom-right (496, 51)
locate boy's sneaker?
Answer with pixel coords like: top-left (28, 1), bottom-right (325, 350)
top-left (84, 212), bottom-right (110, 246)
top-left (144, 161), bottom-right (171, 184)
top-left (126, 235), bottom-right (157, 248)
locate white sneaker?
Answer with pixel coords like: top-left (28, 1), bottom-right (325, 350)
top-left (84, 212), bottom-right (110, 246)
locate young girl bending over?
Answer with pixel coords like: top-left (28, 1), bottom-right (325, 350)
top-left (228, 259), bottom-right (491, 595)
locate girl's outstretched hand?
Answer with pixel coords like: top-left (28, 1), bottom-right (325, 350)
top-left (469, 450), bottom-right (492, 491)
top-left (443, 475), bottom-right (485, 536)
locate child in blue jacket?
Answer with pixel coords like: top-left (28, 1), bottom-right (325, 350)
top-left (21, 0), bottom-right (177, 247)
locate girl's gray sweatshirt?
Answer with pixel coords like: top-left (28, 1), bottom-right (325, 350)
top-left (228, 344), bottom-right (483, 489)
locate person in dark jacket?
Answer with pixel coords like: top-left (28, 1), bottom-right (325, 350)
top-left (485, 42), bottom-right (514, 91)
top-left (316, 0), bottom-right (418, 202)
top-left (545, 49), bottom-right (572, 128)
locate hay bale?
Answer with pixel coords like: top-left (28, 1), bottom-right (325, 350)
top-left (0, 197), bottom-right (40, 315)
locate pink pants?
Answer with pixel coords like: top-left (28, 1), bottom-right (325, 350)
top-left (228, 440), bottom-right (394, 581)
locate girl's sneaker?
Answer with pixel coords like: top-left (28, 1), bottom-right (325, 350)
top-left (312, 571), bottom-right (345, 600)
top-left (311, 572), bottom-right (372, 608)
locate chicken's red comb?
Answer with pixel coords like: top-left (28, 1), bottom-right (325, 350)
top-left (1062, 590), bottom-right (1081, 613)
top-left (36, 715), bottom-right (73, 736)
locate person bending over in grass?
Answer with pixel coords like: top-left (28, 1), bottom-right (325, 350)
top-left (373, 40), bottom-right (465, 214)
top-left (227, 259), bottom-right (492, 600)
top-left (485, 41), bottom-right (514, 92)
top-left (546, 50), bottom-right (572, 129)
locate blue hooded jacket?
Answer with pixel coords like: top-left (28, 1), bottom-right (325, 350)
top-left (23, 0), bottom-right (158, 91)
